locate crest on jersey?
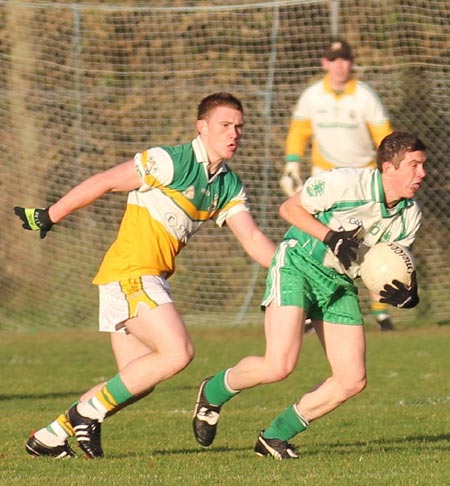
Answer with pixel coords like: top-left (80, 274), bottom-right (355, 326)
top-left (306, 179), bottom-right (325, 197)
top-left (183, 185), bottom-right (195, 199)
top-left (143, 152), bottom-right (158, 175)
top-left (208, 195), bottom-right (219, 212)
top-left (380, 230), bottom-right (392, 241)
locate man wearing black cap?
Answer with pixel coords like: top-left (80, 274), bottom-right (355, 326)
top-left (280, 38), bottom-right (395, 331)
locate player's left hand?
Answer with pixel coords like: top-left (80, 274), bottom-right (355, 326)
top-left (13, 207), bottom-right (54, 239)
top-left (280, 162), bottom-right (303, 197)
top-left (379, 271), bottom-right (419, 308)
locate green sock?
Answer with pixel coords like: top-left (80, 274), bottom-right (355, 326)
top-left (204, 369), bottom-right (239, 406)
top-left (78, 373), bottom-right (133, 420)
top-left (105, 374), bottom-right (134, 404)
top-left (263, 405), bottom-right (309, 441)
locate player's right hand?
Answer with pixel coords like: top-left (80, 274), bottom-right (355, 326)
top-left (279, 161), bottom-right (303, 197)
top-left (13, 207), bottom-right (54, 239)
top-left (324, 226), bottom-right (363, 269)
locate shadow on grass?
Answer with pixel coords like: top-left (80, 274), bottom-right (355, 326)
top-left (112, 445), bottom-right (251, 458)
top-left (303, 433), bottom-right (450, 455)
top-left (0, 391), bottom-right (84, 401)
top-left (146, 433), bottom-right (450, 458)
top-left (1, 384), bottom-right (200, 403)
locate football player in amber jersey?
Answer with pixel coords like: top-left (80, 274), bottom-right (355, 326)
top-left (15, 92), bottom-right (276, 459)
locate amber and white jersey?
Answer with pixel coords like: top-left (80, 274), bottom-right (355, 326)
top-left (284, 167), bottom-right (422, 279)
top-left (286, 75), bottom-right (392, 171)
top-left (93, 136), bottom-right (249, 284)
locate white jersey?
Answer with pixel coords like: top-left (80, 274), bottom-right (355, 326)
top-left (284, 167), bottom-right (422, 279)
top-left (289, 76), bottom-right (391, 169)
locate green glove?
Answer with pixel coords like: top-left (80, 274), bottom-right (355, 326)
top-left (13, 207), bottom-right (54, 239)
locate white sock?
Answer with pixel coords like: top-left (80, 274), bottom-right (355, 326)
top-left (34, 421), bottom-right (68, 447)
top-left (77, 397), bottom-right (108, 422)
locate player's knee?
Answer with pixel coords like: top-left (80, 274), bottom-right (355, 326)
top-left (263, 362), bottom-right (295, 383)
top-left (178, 341), bottom-right (195, 369)
top-left (167, 340), bottom-right (195, 374)
top-left (341, 375), bottom-right (367, 399)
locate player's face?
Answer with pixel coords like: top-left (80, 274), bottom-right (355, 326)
top-left (322, 57), bottom-right (352, 88)
top-left (196, 106), bottom-right (244, 164)
top-left (386, 150), bottom-right (427, 203)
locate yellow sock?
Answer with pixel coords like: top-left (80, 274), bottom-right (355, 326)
top-left (371, 300), bottom-right (389, 320)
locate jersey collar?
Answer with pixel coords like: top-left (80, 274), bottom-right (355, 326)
top-left (192, 136), bottom-right (229, 176)
top-left (323, 74), bottom-right (357, 97)
top-left (372, 169), bottom-right (414, 217)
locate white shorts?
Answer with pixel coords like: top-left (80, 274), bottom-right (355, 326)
top-left (98, 275), bottom-right (173, 333)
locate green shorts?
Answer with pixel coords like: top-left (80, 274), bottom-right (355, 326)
top-left (261, 240), bottom-right (363, 325)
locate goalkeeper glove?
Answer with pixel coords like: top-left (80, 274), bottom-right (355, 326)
top-left (13, 207), bottom-right (54, 239)
top-left (324, 226), bottom-right (363, 270)
top-left (379, 271), bottom-right (419, 308)
top-left (280, 161), bottom-right (303, 197)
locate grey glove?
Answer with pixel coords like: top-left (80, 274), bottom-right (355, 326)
top-left (280, 162), bottom-right (303, 197)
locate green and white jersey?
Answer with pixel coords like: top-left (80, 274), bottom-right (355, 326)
top-left (93, 136), bottom-right (248, 284)
top-left (284, 167), bottom-right (422, 279)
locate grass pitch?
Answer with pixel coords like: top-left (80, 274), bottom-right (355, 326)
top-left (0, 325), bottom-right (449, 485)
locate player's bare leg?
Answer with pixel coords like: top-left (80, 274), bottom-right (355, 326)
top-left (227, 303), bottom-right (305, 389)
top-left (112, 303), bottom-right (194, 394)
top-left (193, 303), bottom-right (305, 447)
top-left (69, 303), bottom-right (194, 457)
top-left (80, 334), bottom-right (156, 415)
top-left (29, 303), bottom-right (194, 458)
top-left (254, 321), bottom-right (366, 459)
top-left (26, 329), bottom-right (152, 458)
top-left (295, 322), bottom-right (366, 421)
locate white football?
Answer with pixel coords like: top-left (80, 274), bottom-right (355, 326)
top-left (360, 242), bottom-right (415, 295)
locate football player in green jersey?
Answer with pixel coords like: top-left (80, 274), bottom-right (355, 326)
top-left (194, 132), bottom-right (426, 459)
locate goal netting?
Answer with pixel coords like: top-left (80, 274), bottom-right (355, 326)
top-left (1, 0), bottom-right (449, 329)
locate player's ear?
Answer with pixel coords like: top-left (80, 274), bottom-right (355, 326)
top-left (382, 161), bottom-right (395, 174)
top-left (196, 119), bottom-right (208, 136)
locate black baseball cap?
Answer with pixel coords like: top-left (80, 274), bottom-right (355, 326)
top-left (323, 38), bottom-right (353, 61)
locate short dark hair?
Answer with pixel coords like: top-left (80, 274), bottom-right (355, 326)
top-left (197, 92), bottom-right (244, 120)
top-left (377, 132), bottom-right (426, 170)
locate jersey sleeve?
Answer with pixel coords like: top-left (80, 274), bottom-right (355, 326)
top-left (300, 169), bottom-right (351, 215)
top-left (216, 186), bottom-right (250, 227)
top-left (291, 88), bottom-right (313, 121)
top-left (134, 147), bottom-right (175, 192)
top-left (285, 90), bottom-right (314, 163)
top-left (368, 120), bottom-right (393, 148)
top-left (285, 119), bottom-right (313, 162)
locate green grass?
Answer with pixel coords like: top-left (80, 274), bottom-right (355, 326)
top-left (1, 326), bottom-right (449, 485)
